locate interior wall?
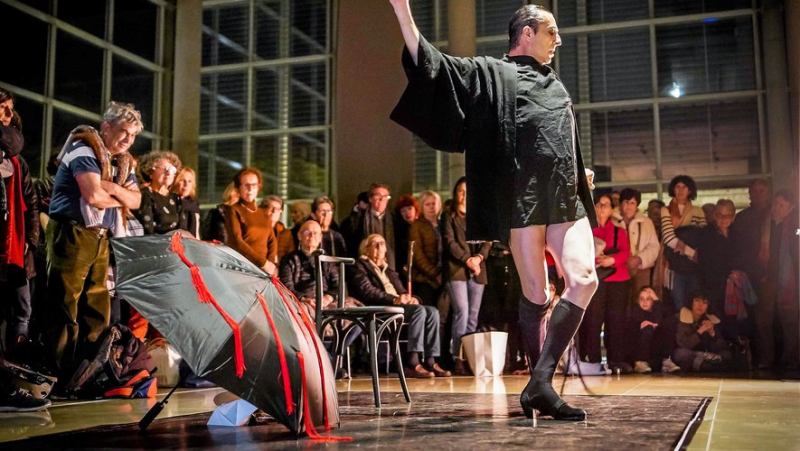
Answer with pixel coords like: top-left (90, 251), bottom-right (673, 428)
top-left (333, 0), bottom-right (414, 220)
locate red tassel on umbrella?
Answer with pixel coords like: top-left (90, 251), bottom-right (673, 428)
top-left (297, 352), bottom-right (352, 442)
top-left (256, 291), bottom-right (294, 415)
top-left (170, 232), bottom-right (246, 378)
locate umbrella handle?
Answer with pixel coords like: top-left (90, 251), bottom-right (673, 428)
top-left (138, 376), bottom-right (185, 431)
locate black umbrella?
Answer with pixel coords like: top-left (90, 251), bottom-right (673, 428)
top-left (112, 233), bottom-right (349, 441)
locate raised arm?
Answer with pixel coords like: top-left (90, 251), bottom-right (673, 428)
top-left (389, 0), bottom-right (420, 64)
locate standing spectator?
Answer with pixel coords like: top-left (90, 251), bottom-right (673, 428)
top-left (443, 177), bottom-right (491, 375)
top-left (1, 108), bottom-right (39, 350)
top-left (647, 199), bottom-right (666, 239)
top-left (628, 287), bottom-right (680, 373)
top-left (134, 151), bottom-right (182, 235)
top-left (409, 190), bottom-right (443, 307)
top-left (260, 195), bottom-right (295, 261)
top-left (312, 196), bottom-right (346, 257)
top-left (225, 168), bottom-right (278, 274)
top-left (702, 203), bottom-right (716, 227)
top-left (342, 184), bottom-right (397, 269)
top-left (45, 101), bottom-right (142, 381)
top-left (172, 166), bottom-right (200, 238)
top-left (351, 233), bottom-right (450, 378)
top-left (579, 193), bottom-right (631, 372)
top-left (660, 175), bottom-right (706, 311)
top-left (672, 291), bottom-right (731, 372)
top-left (31, 153), bottom-right (60, 339)
top-left (289, 201), bottom-right (312, 248)
top-left (204, 182), bottom-right (238, 243)
top-left (681, 200), bottom-right (740, 337)
top-left (481, 241), bottom-right (524, 373)
top-left (756, 189), bottom-right (798, 369)
top-left (340, 191), bottom-right (369, 260)
top-left (393, 194), bottom-right (419, 284)
top-left (613, 188), bottom-right (660, 300)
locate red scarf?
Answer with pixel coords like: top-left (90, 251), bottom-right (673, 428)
top-left (1, 157), bottom-right (26, 269)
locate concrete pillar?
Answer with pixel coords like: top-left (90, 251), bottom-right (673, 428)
top-left (445, 0), bottom-right (476, 186)
top-left (762, 0), bottom-right (794, 192)
top-left (171, 0), bottom-right (202, 170)
top-left (333, 0), bottom-right (413, 220)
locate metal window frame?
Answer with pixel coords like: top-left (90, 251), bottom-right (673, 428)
top-left (0, 0), bottom-right (170, 178)
top-left (199, 0), bottom-right (333, 207)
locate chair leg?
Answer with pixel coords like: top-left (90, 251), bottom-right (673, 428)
top-left (390, 320), bottom-right (412, 403)
top-left (368, 318), bottom-right (381, 408)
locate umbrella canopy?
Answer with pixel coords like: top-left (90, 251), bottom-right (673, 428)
top-left (112, 233), bottom-right (345, 439)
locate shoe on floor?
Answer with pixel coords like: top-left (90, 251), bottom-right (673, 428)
top-left (428, 363), bottom-right (452, 377)
top-left (404, 364), bottom-right (434, 378)
top-left (634, 361), bottom-right (652, 373)
top-left (0, 389), bottom-right (51, 412)
top-left (661, 357), bottom-right (681, 373)
top-left (609, 361), bottom-right (633, 374)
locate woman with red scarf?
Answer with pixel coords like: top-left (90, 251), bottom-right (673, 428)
top-left (0, 88), bottom-right (39, 350)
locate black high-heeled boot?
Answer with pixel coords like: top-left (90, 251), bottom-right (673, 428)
top-left (518, 297), bottom-right (550, 373)
top-left (520, 299), bottom-right (586, 421)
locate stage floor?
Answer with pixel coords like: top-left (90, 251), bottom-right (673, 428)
top-left (2, 372), bottom-right (798, 450)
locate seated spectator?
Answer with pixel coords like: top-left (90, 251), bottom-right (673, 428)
top-left (260, 195), bottom-right (295, 261)
top-left (312, 196), bottom-right (346, 257)
top-left (672, 291), bottom-right (732, 372)
top-left (628, 287), bottom-right (680, 373)
top-left (351, 234), bottom-right (450, 378)
top-left (289, 201), bottom-right (312, 248)
top-left (134, 150), bottom-right (182, 235)
top-left (171, 166), bottom-right (200, 238)
top-left (204, 182), bottom-right (237, 242)
top-left (279, 220), bottom-right (362, 320)
top-left (224, 168), bottom-right (278, 274)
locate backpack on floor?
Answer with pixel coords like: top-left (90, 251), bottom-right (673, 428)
top-left (64, 323), bottom-right (157, 399)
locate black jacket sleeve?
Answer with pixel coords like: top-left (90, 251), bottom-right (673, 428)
top-left (351, 260), bottom-right (397, 306)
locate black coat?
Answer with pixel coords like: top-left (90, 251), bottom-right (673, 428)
top-left (391, 35), bottom-right (596, 242)
top-left (350, 258), bottom-right (407, 307)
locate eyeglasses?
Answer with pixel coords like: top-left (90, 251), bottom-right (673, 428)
top-left (372, 194), bottom-right (392, 201)
top-left (155, 165), bottom-right (177, 176)
top-left (597, 203), bottom-right (612, 209)
top-left (316, 208), bottom-right (333, 215)
top-left (301, 230), bottom-right (322, 237)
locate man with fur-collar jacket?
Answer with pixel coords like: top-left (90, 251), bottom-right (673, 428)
top-left (613, 188), bottom-right (660, 299)
top-left (45, 101), bottom-right (142, 381)
top-left (672, 291), bottom-right (731, 372)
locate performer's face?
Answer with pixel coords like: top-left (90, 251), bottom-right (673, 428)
top-left (526, 12), bottom-right (561, 65)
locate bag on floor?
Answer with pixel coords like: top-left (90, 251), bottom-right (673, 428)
top-left (64, 323), bottom-right (157, 399)
top-left (147, 338), bottom-right (183, 388)
top-left (461, 331), bottom-right (508, 377)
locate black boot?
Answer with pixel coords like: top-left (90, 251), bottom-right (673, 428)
top-left (518, 298), bottom-right (550, 373)
top-left (520, 299), bottom-right (586, 421)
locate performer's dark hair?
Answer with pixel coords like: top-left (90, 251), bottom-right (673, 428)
top-left (619, 188), bottom-right (642, 206)
top-left (667, 175), bottom-right (698, 201)
top-left (508, 5), bottom-right (552, 50)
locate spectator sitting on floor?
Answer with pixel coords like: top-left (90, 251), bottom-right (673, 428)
top-left (350, 233), bottom-right (451, 378)
top-left (628, 286), bottom-right (680, 373)
top-left (672, 290), bottom-right (732, 372)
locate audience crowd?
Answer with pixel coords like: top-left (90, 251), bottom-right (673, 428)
top-left (0, 91), bottom-right (799, 411)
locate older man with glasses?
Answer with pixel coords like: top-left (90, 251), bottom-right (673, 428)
top-left (342, 183), bottom-right (397, 270)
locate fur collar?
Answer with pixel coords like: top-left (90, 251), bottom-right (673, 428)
top-left (679, 307), bottom-right (720, 325)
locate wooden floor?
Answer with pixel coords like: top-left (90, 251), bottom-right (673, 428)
top-left (2, 372), bottom-right (799, 450)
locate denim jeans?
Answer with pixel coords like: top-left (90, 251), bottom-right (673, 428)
top-left (448, 279), bottom-right (485, 356)
top-left (669, 272), bottom-right (698, 311)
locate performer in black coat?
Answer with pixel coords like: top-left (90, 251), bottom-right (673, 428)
top-left (389, 2), bottom-right (597, 420)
